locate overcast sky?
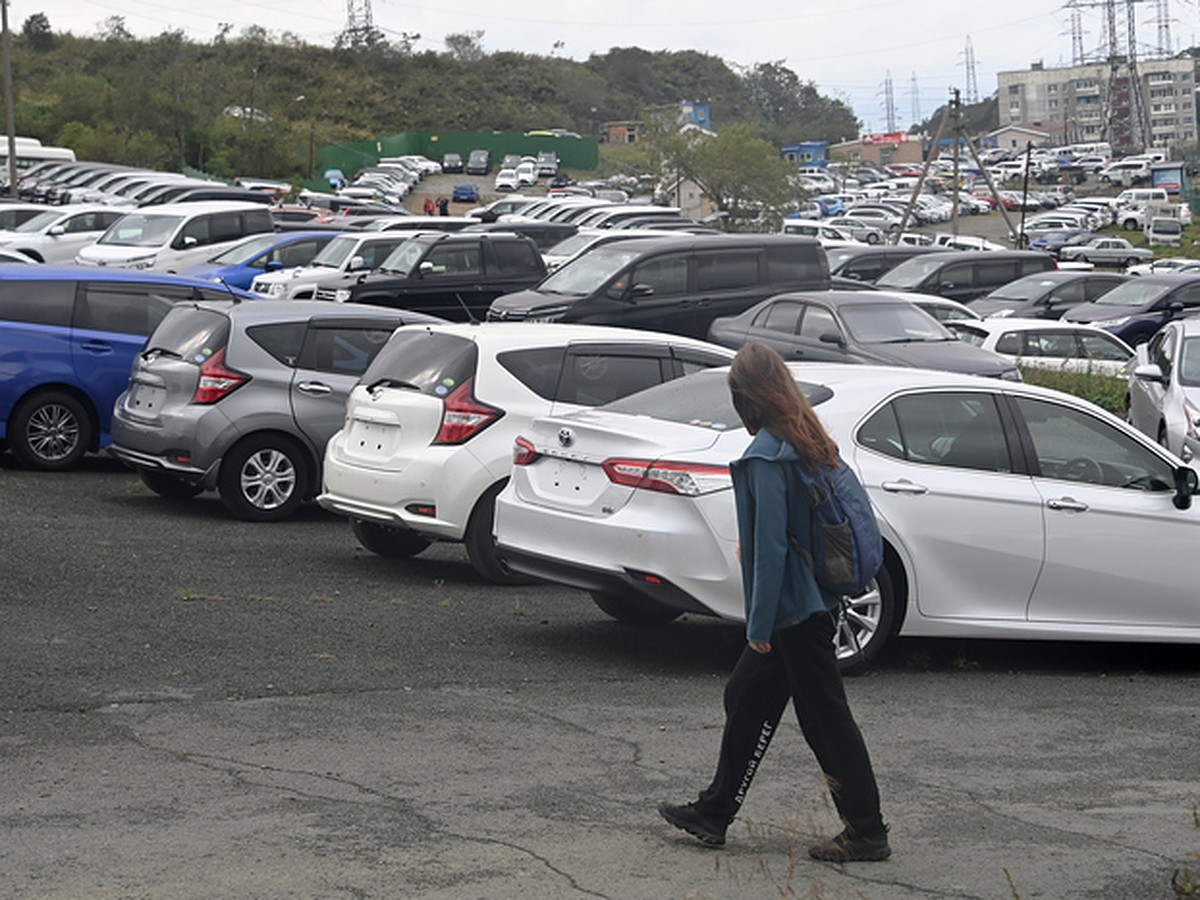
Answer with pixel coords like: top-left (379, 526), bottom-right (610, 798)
top-left (24, 0), bottom-right (1200, 132)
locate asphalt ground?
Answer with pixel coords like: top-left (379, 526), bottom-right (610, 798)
top-left (2, 447), bottom-right (1198, 899)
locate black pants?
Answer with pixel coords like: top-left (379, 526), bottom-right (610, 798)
top-left (696, 610), bottom-right (885, 837)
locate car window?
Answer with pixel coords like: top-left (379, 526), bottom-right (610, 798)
top-left (696, 252), bottom-right (760, 291)
top-left (1013, 396), bottom-right (1174, 490)
top-left (491, 240), bottom-right (543, 275)
top-left (303, 324), bottom-right (396, 374)
top-left (1025, 331), bottom-right (1078, 359)
top-left (1179, 336), bottom-right (1200, 385)
top-left (360, 330), bottom-right (477, 396)
top-left (1047, 282), bottom-right (1086, 305)
top-left (673, 347), bottom-right (734, 375)
top-left (995, 331), bottom-right (1023, 355)
top-left (977, 259), bottom-right (1021, 287)
top-left (247, 322), bottom-right (307, 364)
top-left (557, 353), bottom-right (667, 405)
top-left (0, 279), bottom-right (75, 327)
top-left (425, 243), bottom-right (482, 277)
top-left (858, 391), bottom-right (1011, 473)
top-left (272, 239), bottom-right (325, 268)
top-left (799, 304), bottom-right (840, 341)
top-left (75, 283), bottom-right (193, 336)
top-left (1168, 284), bottom-right (1200, 309)
top-left (497, 346), bottom-right (567, 400)
top-left (756, 300), bottom-right (803, 334)
top-left (937, 262), bottom-right (974, 288)
top-left (630, 255), bottom-right (688, 297)
top-left (1079, 333), bottom-right (1131, 361)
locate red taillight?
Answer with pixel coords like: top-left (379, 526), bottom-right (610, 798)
top-left (191, 348), bottom-right (249, 404)
top-left (513, 436), bottom-right (540, 466)
top-left (601, 458), bottom-right (732, 496)
top-left (433, 377), bottom-right (502, 445)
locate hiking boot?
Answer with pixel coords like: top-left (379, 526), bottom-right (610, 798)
top-left (657, 801), bottom-right (727, 847)
top-left (808, 827), bottom-right (891, 862)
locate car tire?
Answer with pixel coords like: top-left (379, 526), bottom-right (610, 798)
top-left (464, 481), bottom-right (537, 584)
top-left (217, 434), bottom-right (309, 522)
top-left (865, 232), bottom-right (880, 244)
top-left (140, 470), bottom-right (204, 500)
top-left (835, 564), bottom-right (899, 675)
top-left (9, 390), bottom-right (91, 471)
top-left (1125, 257), bottom-right (1141, 267)
top-left (1122, 219), bottom-right (1138, 231)
top-left (590, 590), bottom-right (683, 627)
top-left (350, 518), bottom-right (431, 558)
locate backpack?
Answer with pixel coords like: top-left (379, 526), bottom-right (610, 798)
top-left (789, 456), bottom-right (883, 597)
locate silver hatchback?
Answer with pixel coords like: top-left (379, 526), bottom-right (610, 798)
top-left (109, 299), bottom-right (441, 521)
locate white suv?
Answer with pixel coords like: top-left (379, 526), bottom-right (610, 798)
top-left (317, 323), bottom-right (734, 582)
top-left (249, 231), bottom-right (412, 300)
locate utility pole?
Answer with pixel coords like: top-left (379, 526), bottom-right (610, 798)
top-left (1, 0), bottom-right (17, 197)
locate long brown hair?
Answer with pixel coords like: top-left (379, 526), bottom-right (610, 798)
top-left (727, 342), bottom-right (839, 473)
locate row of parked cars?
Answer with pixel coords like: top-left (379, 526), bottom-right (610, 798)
top-left (6, 182), bottom-right (1200, 670)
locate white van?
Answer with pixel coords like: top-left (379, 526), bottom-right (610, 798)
top-left (75, 201), bottom-right (275, 273)
top-left (1115, 187), bottom-right (1169, 208)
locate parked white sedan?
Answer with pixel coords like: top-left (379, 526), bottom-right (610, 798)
top-left (949, 317), bottom-right (1135, 376)
top-left (1127, 318), bottom-right (1200, 464)
top-left (495, 364), bottom-right (1200, 670)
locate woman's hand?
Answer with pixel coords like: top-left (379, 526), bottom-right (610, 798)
top-left (749, 640), bottom-right (772, 654)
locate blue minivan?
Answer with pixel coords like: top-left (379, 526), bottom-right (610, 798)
top-left (0, 267), bottom-right (252, 470)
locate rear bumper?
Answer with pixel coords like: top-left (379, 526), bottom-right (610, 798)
top-left (107, 442), bottom-right (217, 486)
top-left (496, 545), bottom-right (718, 618)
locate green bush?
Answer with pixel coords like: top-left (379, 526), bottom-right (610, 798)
top-left (1017, 364), bottom-right (1128, 416)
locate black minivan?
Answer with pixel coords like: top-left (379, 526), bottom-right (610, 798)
top-left (487, 234), bottom-right (830, 339)
top-left (874, 250), bottom-right (1057, 302)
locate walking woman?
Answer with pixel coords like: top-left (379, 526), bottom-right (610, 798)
top-left (658, 342), bottom-right (890, 862)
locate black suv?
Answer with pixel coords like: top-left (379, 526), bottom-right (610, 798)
top-left (315, 232), bottom-right (547, 321)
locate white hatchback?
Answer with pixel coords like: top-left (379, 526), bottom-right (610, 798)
top-left (494, 364), bottom-right (1200, 670)
top-left (317, 323), bottom-right (735, 581)
top-left (1127, 318), bottom-right (1200, 464)
top-left (0, 204), bottom-right (125, 264)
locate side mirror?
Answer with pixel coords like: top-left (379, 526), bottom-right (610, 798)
top-left (265, 260), bottom-right (284, 272)
top-left (418, 260), bottom-right (435, 278)
top-left (347, 255), bottom-right (366, 271)
top-left (615, 283), bottom-right (654, 304)
top-left (1172, 465), bottom-right (1197, 510)
top-left (818, 331), bottom-right (845, 347)
top-left (182, 235), bottom-right (197, 248)
top-left (1132, 362), bottom-right (1166, 384)
top-left (48, 224), bottom-right (66, 236)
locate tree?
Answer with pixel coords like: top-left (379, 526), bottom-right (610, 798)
top-left (740, 61), bottom-right (859, 145)
top-left (649, 120), bottom-right (793, 231)
top-left (445, 31), bottom-right (485, 63)
top-left (21, 13), bottom-right (53, 52)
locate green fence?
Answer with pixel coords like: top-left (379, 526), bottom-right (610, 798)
top-left (315, 130), bottom-right (599, 180)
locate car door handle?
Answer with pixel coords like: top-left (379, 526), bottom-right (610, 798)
top-left (881, 479), bottom-right (928, 495)
top-left (80, 340), bottom-right (113, 355)
top-left (1047, 497), bottom-right (1089, 512)
top-left (296, 381), bottom-right (333, 396)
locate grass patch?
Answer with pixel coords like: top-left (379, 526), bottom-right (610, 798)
top-left (1016, 365), bottom-right (1128, 416)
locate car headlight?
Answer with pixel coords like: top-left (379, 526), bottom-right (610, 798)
top-left (1092, 316), bottom-right (1131, 328)
top-left (268, 282), bottom-right (286, 296)
top-left (333, 289), bottom-right (352, 303)
top-left (124, 254), bottom-right (157, 270)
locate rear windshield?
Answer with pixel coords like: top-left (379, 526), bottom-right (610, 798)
top-left (143, 305), bottom-right (231, 363)
top-left (359, 329), bottom-right (477, 395)
top-left (601, 368), bottom-right (832, 430)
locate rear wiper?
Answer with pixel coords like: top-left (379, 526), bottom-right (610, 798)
top-left (141, 346), bottom-right (182, 360)
top-left (366, 377), bottom-right (420, 393)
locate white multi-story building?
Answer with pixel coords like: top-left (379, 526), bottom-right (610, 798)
top-left (997, 57), bottom-right (1197, 151)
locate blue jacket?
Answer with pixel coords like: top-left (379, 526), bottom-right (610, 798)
top-left (731, 429), bottom-right (840, 644)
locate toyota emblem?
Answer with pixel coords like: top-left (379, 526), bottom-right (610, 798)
top-left (557, 427), bottom-right (574, 448)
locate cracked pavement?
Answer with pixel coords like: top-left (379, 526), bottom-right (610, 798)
top-left (2, 459), bottom-right (1198, 899)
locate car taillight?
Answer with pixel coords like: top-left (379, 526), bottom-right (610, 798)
top-left (602, 458), bottom-right (732, 496)
top-left (433, 377), bottom-right (502, 445)
top-left (512, 436), bottom-right (540, 466)
top-left (191, 348), bottom-right (249, 404)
